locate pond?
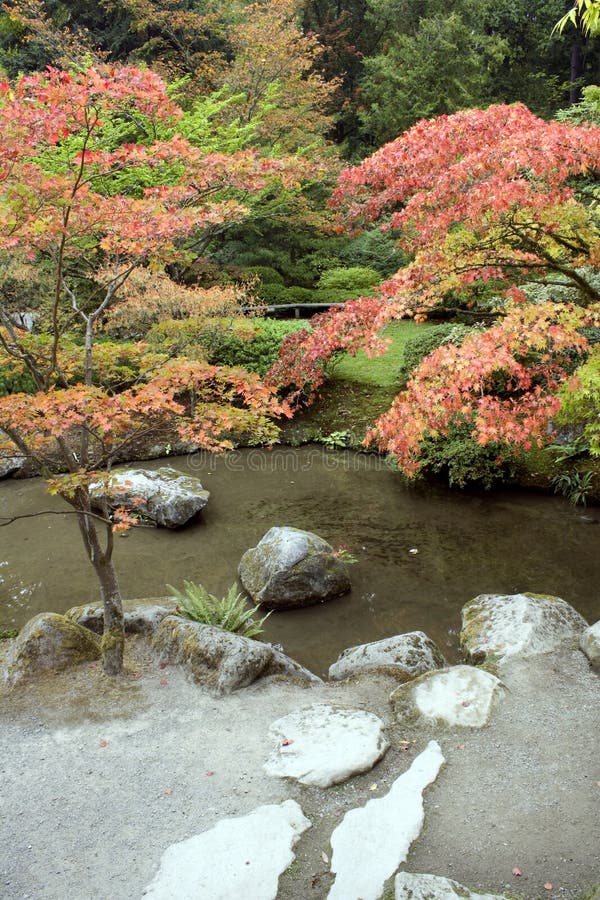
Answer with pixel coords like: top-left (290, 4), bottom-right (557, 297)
top-left (1, 446), bottom-right (599, 676)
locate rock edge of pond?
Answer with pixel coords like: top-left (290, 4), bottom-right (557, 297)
top-left (0, 594), bottom-right (598, 900)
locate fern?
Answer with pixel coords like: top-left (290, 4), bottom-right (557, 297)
top-left (167, 581), bottom-right (270, 638)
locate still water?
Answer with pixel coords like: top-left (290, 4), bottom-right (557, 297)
top-left (1, 446), bottom-right (598, 675)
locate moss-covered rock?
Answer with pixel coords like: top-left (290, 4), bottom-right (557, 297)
top-left (2, 612), bottom-right (100, 686)
top-left (153, 616), bottom-right (319, 693)
top-left (238, 526), bottom-right (351, 610)
top-left (65, 597), bottom-right (176, 636)
top-left (461, 592), bottom-right (588, 666)
top-left (329, 631), bottom-right (446, 682)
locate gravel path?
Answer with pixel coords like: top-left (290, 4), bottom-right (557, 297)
top-left (0, 638), bottom-right (598, 900)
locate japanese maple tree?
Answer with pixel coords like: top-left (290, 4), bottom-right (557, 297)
top-left (269, 104), bottom-right (600, 478)
top-left (0, 65), bottom-right (301, 674)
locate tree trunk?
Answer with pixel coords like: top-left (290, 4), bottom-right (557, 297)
top-left (94, 555), bottom-right (125, 675)
top-left (75, 497), bottom-right (125, 675)
top-left (569, 29), bottom-right (585, 104)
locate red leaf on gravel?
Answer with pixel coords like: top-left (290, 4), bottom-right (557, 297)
top-left (164, 788), bottom-right (173, 796)
top-left (159, 662), bottom-right (167, 670)
top-left (281, 739), bottom-right (294, 747)
top-left (99, 740), bottom-right (108, 748)
top-left (205, 771), bottom-right (214, 777)
top-left (159, 679), bottom-right (168, 686)
top-left (544, 883), bottom-right (553, 890)
top-left (512, 868), bottom-right (522, 877)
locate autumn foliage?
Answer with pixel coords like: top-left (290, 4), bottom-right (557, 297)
top-left (270, 104), bottom-right (600, 477)
top-left (0, 64), bottom-right (304, 674)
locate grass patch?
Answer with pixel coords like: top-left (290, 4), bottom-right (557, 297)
top-left (332, 321), bottom-right (431, 387)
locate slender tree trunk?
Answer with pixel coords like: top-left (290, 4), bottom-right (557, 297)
top-left (75, 493), bottom-right (125, 675)
top-left (569, 28), bottom-right (585, 104)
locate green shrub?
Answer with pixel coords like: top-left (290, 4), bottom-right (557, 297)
top-left (339, 228), bottom-right (408, 276)
top-left (419, 424), bottom-right (514, 489)
top-left (255, 283), bottom-right (285, 304)
top-left (168, 581), bottom-right (270, 638)
top-left (0, 367), bottom-right (36, 396)
top-left (241, 266), bottom-right (285, 285)
top-left (280, 286), bottom-right (314, 304)
top-left (399, 323), bottom-right (474, 381)
top-left (312, 288), bottom-right (354, 304)
top-left (317, 266), bottom-right (381, 293)
top-left (207, 319), bottom-right (307, 374)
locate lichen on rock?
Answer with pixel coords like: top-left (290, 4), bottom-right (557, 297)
top-left (460, 592), bottom-right (588, 667)
top-left (2, 612), bottom-right (100, 686)
top-left (238, 526), bottom-right (351, 610)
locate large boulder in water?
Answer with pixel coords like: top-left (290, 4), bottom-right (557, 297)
top-left (238, 526), bottom-right (351, 609)
top-left (329, 631), bottom-right (446, 682)
top-left (460, 592), bottom-right (588, 666)
top-left (90, 466), bottom-right (209, 528)
top-left (2, 612), bottom-right (100, 686)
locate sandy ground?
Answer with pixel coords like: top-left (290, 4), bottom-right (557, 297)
top-left (0, 638), bottom-right (598, 900)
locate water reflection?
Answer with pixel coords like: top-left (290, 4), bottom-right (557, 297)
top-left (1, 447), bottom-right (599, 675)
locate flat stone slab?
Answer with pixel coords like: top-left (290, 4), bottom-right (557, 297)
top-left (390, 666), bottom-right (503, 728)
top-left (264, 704), bottom-right (388, 788)
top-left (461, 592), bottom-right (588, 666)
top-left (580, 621), bottom-right (600, 668)
top-left (90, 466), bottom-right (209, 528)
top-left (329, 631), bottom-right (446, 682)
top-left (395, 872), bottom-right (508, 899)
top-left (328, 740), bottom-right (445, 900)
top-left (144, 799), bottom-right (311, 899)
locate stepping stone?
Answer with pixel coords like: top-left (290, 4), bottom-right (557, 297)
top-left (327, 740), bottom-right (445, 900)
top-left (395, 872), bottom-right (508, 899)
top-left (264, 704), bottom-right (388, 788)
top-left (144, 799), bottom-right (311, 900)
top-left (390, 665), bottom-right (503, 728)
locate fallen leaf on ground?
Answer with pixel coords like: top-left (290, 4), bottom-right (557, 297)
top-left (512, 868), bottom-right (522, 877)
top-left (159, 662), bottom-right (167, 670)
top-left (159, 679), bottom-right (168, 686)
top-left (164, 788), bottom-right (173, 796)
top-left (321, 851), bottom-right (329, 864)
top-left (99, 740), bottom-right (107, 748)
top-left (369, 783), bottom-right (378, 791)
top-left (205, 770), bottom-right (214, 777)
top-left (281, 739), bottom-right (294, 747)
top-left (544, 883), bottom-right (553, 890)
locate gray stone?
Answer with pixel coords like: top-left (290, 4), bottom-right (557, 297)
top-left (395, 872), bottom-right (508, 900)
top-left (2, 612), bottom-right (100, 686)
top-left (89, 466), bottom-right (209, 528)
top-left (580, 620), bottom-right (600, 668)
top-left (461, 592), bottom-right (588, 666)
top-left (329, 631), bottom-right (446, 682)
top-left (328, 741), bottom-right (445, 900)
top-left (390, 665), bottom-right (504, 728)
top-left (264, 704), bottom-right (388, 787)
top-left (144, 800), bottom-right (311, 900)
top-left (263, 644), bottom-right (323, 684)
top-left (238, 526), bottom-right (351, 609)
top-left (0, 453), bottom-right (26, 479)
top-left (153, 616), bottom-right (274, 694)
top-left (65, 597), bottom-right (176, 636)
